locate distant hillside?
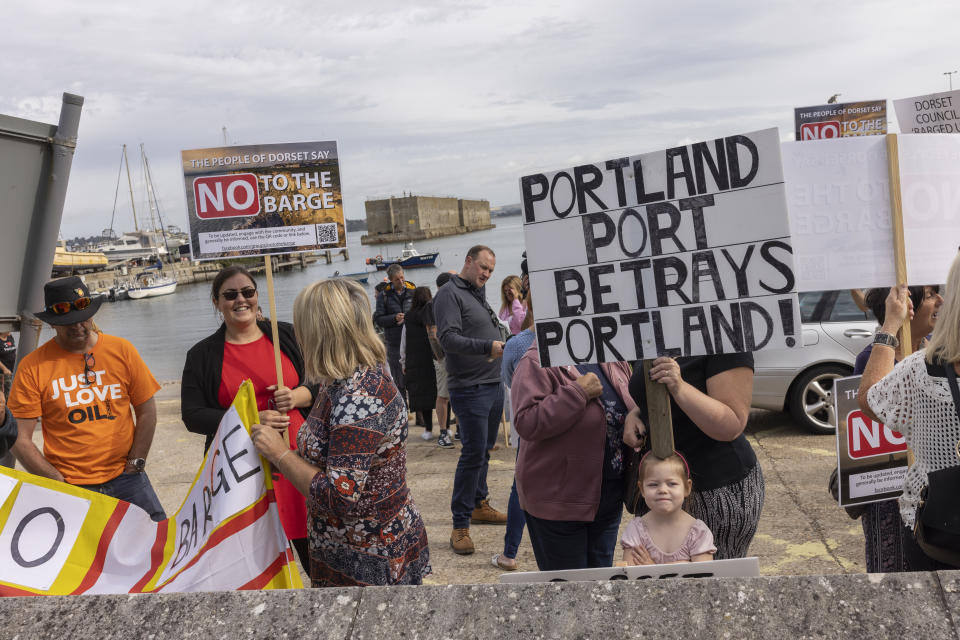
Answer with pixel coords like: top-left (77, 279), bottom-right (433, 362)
top-left (491, 204), bottom-right (521, 217)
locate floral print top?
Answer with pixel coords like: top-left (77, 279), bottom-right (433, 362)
top-left (297, 364), bottom-right (430, 587)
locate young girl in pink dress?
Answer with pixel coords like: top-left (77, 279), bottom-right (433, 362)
top-left (621, 452), bottom-right (716, 565)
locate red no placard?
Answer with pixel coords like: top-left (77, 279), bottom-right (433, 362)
top-left (800, 121), bottom-right (841, 140)
top-left (193, 173), bottom-right (261, 219)
top-left (846, 410), bottom-right (907, 459)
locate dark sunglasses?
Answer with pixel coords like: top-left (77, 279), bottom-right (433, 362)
top-left (82, 352), bottom-right (96, 385)
top-left (47, 297), bottom-right (92, 315)
top-left (220, 287), bottom-right (257, 301)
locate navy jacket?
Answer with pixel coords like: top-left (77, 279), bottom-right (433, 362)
top-left (373, 281), bottom-right (415, 347)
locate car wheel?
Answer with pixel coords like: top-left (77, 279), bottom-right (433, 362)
top-left (788, 364), bottom-right (851, 434)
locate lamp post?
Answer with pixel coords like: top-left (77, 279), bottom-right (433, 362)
top-left (945, 71), bottom-right (958, 91)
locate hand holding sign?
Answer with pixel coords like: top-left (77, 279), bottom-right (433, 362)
top-left (575, 372), bottom-right (603, 399)
top-left (268, 384), bottom-right (295, 413)
top-left (881, 284), bottom-right (914, 335)
top-left (648, 357), bottom-right (683, 396)
top-left (251, 422), bottom-right (288, 465)
top-left (257, 409), bottom-right (290, 432)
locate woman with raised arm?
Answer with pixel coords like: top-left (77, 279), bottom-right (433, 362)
top-left (511, 325), bottom-right (635, 571)
top-left (251, 279), bottom-right (431, 586)
top-left (624, 351), bottom-right (760, 560)
top-left (852, 285), bottom-right (942, 572)
top-left (858, 261), bottom-right (960, 571)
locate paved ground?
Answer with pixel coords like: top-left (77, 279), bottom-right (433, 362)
top-left (111, 383), bottom-right (865, 584)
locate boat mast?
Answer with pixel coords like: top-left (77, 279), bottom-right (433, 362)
top-left (141, 144), bottom-right (173, 260)
top-left (123, 144), bottom-right (140, 232)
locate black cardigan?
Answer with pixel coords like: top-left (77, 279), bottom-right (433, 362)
top-left (181, 319), bottom-right (319, 452)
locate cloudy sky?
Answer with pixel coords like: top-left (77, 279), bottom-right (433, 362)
top-left (4, 0), bottom-right (959, 238)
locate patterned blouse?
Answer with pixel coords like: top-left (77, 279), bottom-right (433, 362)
top-left (297, 364), bottom-right (431, 587)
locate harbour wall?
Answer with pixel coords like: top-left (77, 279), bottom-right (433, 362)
top-left (361, 195), bottom-right (494, 245)
top-left (1, 571), bottom-right (958, 639)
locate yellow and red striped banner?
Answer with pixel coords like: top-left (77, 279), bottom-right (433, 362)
top-left (0, 380), bottom-right (303, 595)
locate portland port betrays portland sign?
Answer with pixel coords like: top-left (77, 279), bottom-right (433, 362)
top-left (519, 128), bottom-right (801, 368)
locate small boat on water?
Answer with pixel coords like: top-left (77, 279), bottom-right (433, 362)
top-left (365, 243), bottom-right (439, 270)
top-left (332, 270), bottom-right (371, 284)
top-left (127, 273), bottom-right (177, 299)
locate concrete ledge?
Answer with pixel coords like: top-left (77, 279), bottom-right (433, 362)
top-left (2, 572), bottom-right (958, 639)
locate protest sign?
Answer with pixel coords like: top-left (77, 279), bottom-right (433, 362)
top-left (181, 141), bottom-right (344, 261)
top-left (794, 100), bottom-right (887, 140)
top-left (894, 89), bottom-right (960, 134)
top-left (520, 128), bottom-right (800, 368)
top-left (498, 557), bottom-right (759, 584)
top-left (782, 135), bottom-right (960, 291)
top-left (896, 134), bottom-right (960, 283)
top-left (0, 381), bottom-right (302, 595)
top-left (833, 376), bottom-right (907, 507)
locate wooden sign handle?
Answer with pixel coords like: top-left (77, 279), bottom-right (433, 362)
top-left (642, 359), bottom-right (674, 458)
top-left (885, 133), bottom-right (915, 468)
top-left (263, 255), bottom-right (289, 444)
top-left (885, 133), bottom-right (912, 356)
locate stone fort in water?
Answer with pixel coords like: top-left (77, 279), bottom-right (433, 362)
top-left (360, 194), bottom-right (495, 245)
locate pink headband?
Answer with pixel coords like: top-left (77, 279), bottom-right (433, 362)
top-left (639, 450), bottom-right (691, 479)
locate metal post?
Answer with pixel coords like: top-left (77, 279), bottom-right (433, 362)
top-left (18, 93), bottom-right (83, 357)
top-left (945, 71), bottom-right (958, 91)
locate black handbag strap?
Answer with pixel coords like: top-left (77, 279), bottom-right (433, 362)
top-left (945, 361), bottom-right (960, 425)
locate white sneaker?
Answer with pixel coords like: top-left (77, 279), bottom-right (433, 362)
top-left (421, 431), bottom-right (434, 441)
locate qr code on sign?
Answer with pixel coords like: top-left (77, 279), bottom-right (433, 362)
top-left (316, 223), bottom-right (339, 244)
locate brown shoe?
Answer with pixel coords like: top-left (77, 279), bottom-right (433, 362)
top-left (450, 528), bottom-right (475, 555)
top-left (471, 498), bottom-right (507, 524)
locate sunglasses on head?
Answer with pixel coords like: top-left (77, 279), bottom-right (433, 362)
top-left (47, 297), bottom-right (92, 315)
top-left (220, 287), bottom-right (257, 301)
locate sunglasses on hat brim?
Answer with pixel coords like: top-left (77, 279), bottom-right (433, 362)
top-left (46, 297), bottom-right (92, 315)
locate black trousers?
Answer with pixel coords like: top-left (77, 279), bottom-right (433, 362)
top-left (523, 480), bottom-right (624, 571)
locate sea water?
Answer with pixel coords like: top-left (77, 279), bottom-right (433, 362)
top-left (73, 216), bottom-right (527, 381)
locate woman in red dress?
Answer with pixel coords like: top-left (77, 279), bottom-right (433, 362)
top-left (181, 265), bottom-right (317, 572)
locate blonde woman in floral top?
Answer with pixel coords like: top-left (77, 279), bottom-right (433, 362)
top-left (252, 279), bottom-right (430, 586)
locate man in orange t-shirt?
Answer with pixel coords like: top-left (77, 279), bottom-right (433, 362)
top-left (8, 276), bottom-right (165, 521)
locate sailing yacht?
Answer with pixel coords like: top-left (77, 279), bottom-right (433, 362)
top-left (98, 144), bottom-right (175, 263)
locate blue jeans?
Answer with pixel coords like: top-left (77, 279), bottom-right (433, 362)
top-left (80, 472), bottom-right (167, 522)
top-left (523, 478), bottom-right (623, 571)
top-left (503, 449), bottom-right (526, 559)
top-left (449, 382), bottom-right (504, 528)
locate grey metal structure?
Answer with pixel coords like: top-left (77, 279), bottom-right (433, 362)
top-left (0, 93), bottom-right (83, 359)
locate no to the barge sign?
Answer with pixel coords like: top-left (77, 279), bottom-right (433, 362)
top-left (519, 127), bottom-right (801, 367)
top-left (181, 141), bottom-right (345, 261)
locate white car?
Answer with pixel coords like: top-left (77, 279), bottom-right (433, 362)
top-left (752, 290), bottom-right (876, 434)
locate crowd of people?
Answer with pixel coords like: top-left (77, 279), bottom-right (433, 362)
top-left (2, 246), bottom-right (958, 590)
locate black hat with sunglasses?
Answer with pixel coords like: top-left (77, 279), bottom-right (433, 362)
top-left (34, 276), bottom-right (103, 326)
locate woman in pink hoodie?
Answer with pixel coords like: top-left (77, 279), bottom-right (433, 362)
top-left (511, 345), bottom-right (635, 570)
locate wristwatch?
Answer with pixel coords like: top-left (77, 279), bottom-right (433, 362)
top-left (128, 457), bottom-right (146, 473)
top-left (873, 332), bottom-right (899, 349)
